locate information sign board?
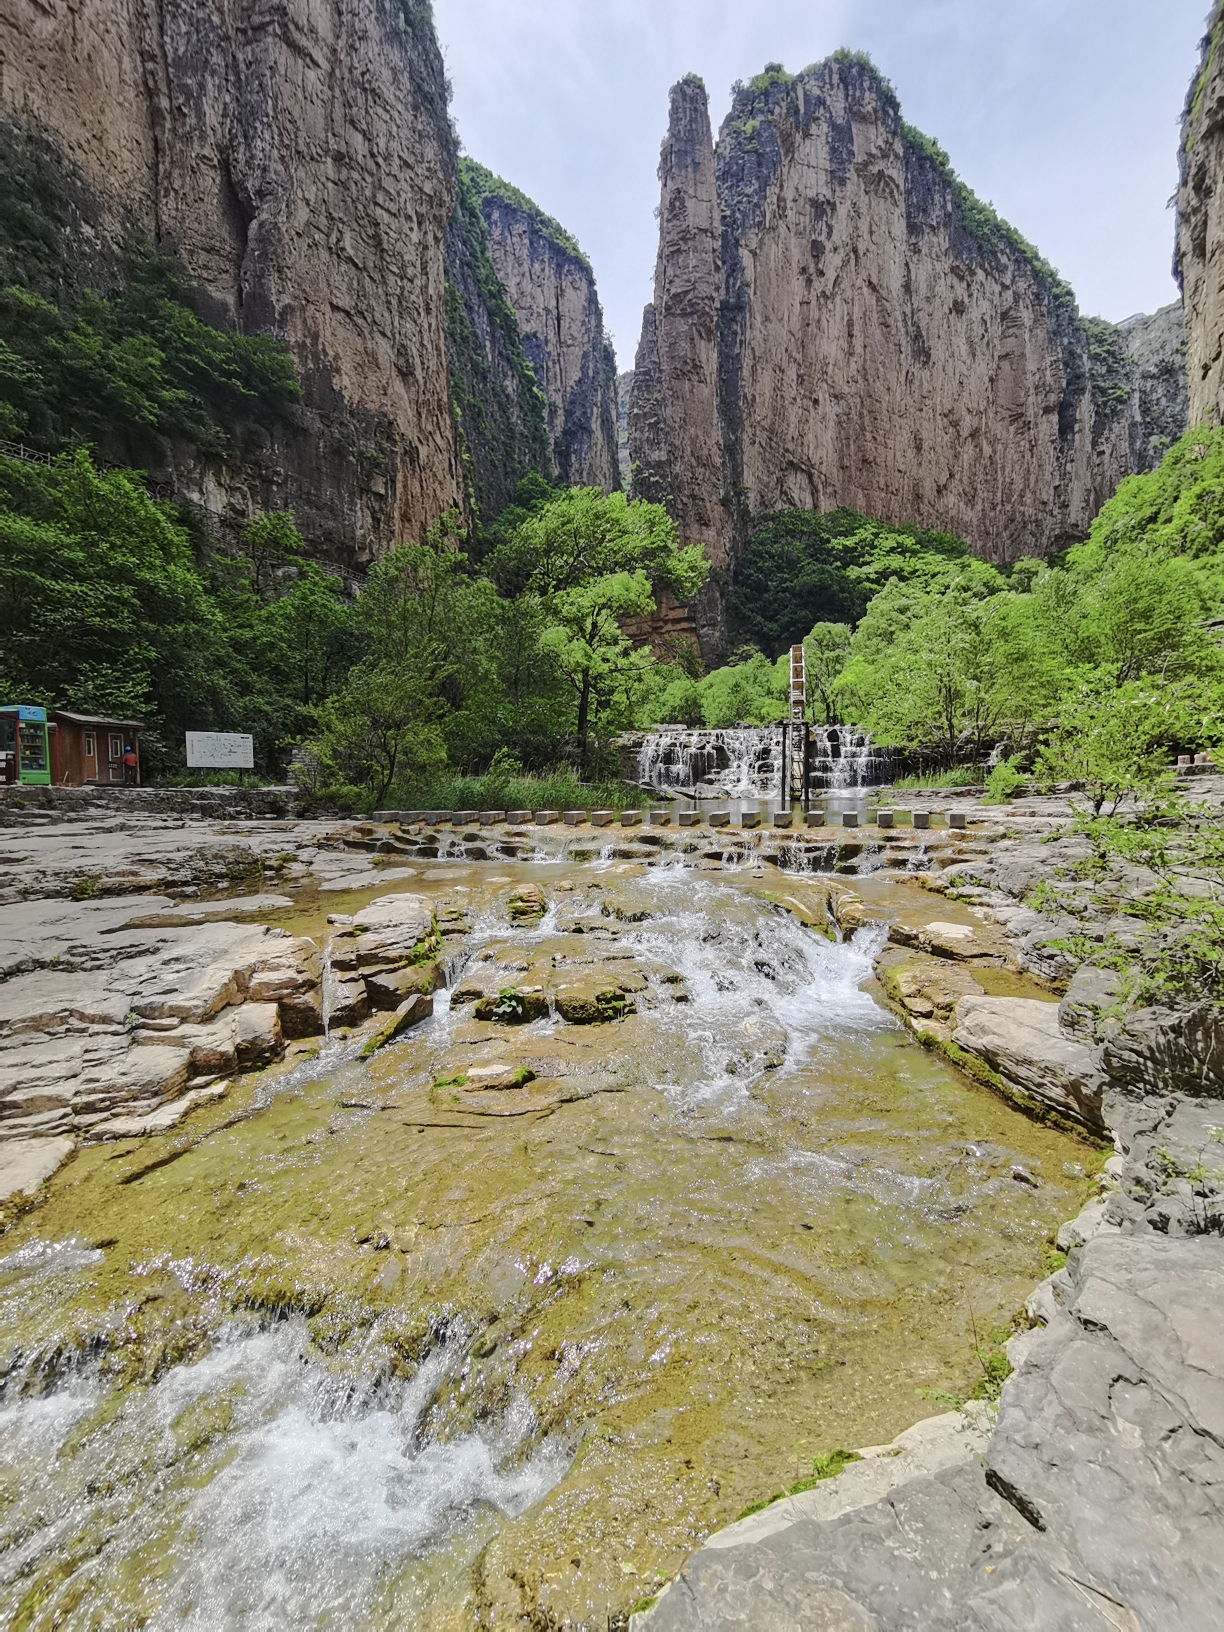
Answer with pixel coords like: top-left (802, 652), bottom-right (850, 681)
top-left (185, 731), bottom-right (254, 769)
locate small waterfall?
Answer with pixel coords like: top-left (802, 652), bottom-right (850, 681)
top-left (635, 726), bottom-right (783, 799)
top-left (320, 937), bottom-right (336, 1037)
top-left (807, 725), bottom-right (892, 791)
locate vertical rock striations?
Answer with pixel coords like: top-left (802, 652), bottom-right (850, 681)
top-left (0, 0), bottom-right (463, 563)
top-left (443, 161), bottom-right (550, 524)
top-left (1119, 301), bottom-right (1189, 469)
top-left (1178, 2), bottom-right (1224, 428)
top-left (461, 161), bottom-right (619, 494)
top-left (630, 56), bottom-right (1139, 655)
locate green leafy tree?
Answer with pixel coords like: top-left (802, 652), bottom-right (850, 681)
top-left (801, 622), bottom-right (853, 722)
top-left (305, 662), bottom-right (446, 808)
top-left (488, 488), bottom-right (706, 762)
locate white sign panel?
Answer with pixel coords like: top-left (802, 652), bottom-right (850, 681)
top-left (186, 731), bottom-right (254, 769)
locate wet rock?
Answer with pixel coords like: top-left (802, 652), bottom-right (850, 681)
top-left (359, 994), bottom-right (433, 1056)
top-left (951, 996), bottom-right (1105, 1129)
top-left (326, 976), bottom-right (369, 1030)
top-left (877, 956), bottom-right (985, 1035)
top-left (473, 988), bottom-right (549, 1024)
top-left (552, 978), bottom-right (634, 1024)
top-left (508, 884), bottom-right (546, 924)
top-left (347, 894), bottom-right (437, 967)
top-left (364, 961), bottom-right (445, 1011)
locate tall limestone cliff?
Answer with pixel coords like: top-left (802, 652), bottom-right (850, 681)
top-left (631, 57), bottom-right (1138, 655)
top-left (1178, 3), bottom-right (1224, 428)
top-left (1119, 301), bottom-right (1188, 469)
top-left (461, 161), bottom-right (619, 495)
top-left (0, 0), bottom-right (463, 565)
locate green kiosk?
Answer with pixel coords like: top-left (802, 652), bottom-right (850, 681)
top-left (0, 704), bottom-right (51, 786)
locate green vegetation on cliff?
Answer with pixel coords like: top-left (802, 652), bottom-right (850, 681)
top-left (444, 161), bottom-right (550, 528)
top-left (458, 158), bottom-right (590, 269)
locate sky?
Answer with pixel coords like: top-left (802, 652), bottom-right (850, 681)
top-left (431, 0), bottom-right (1210, 371)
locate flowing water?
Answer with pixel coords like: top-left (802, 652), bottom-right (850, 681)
top-left (0, 859), bottom-right (1094, 1630)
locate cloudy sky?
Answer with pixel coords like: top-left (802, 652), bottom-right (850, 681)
top-left (432, 0), bottom-right (1208, 369)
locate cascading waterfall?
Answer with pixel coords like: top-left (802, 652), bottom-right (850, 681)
top-left (807, 725), bottom-right (893, 791)
top-left (635, 726), bottom-right (783, 798)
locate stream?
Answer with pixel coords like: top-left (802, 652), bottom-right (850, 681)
top-left (0, 858), bottom-right (1094, 1629)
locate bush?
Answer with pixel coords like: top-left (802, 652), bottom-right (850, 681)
top-left (982, 758), bottom-right (1024, 804)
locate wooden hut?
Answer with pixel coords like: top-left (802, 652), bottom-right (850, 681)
top-left (50, 712), bottom-right (144, 786)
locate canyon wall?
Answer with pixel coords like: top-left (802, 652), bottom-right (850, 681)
top-left (630, 57), bottom-right (1139, 655)
top-left (0, 0), bottom-right (463, 565)
top-left (462, 161), bottom-right (619, 494)
top-left (1178, 3), bottom-right (1224, 429)
top-left (1120, 301), bottom-right (1188, 469)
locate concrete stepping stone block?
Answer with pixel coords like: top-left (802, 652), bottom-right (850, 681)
top-left (949, 811), bottom-right (967, 829)
top-left (563, 810), bottom-right (587, 825)
top-left (912, 811), bottom-right (930, 829)
top-left (679, 811), bottom-right (703, 826)
top-left (876, 809), bottom-right (894, 828)
top-left (709, 811), bottom-right (730, 828)
top-left (589, 810), bottom-right (615, 827)
top-left (648, 809), bottom-right (671, 825)
top-left (620, 809), bottom-right (642, 827)
top-left (772, 811), bottom-right (794, 828)
top-left (534, 810), bottom-right (560, 824)
top-left (479, 811), bottom-right (506, 825)
top-left (842, 812), bottom-right (859, 828)
top-left (506, 810), bottom-right (532, 824)
top-left (805, 810), bottom-right (826, 826)
top-left (451, 810), bottom-right (478, 826)
top-left (740, 810), bottom-right (760, 828)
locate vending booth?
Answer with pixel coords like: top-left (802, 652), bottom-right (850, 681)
top-left (0, 704), bottom-right (51, 786)
top-left (51, 712), bottom-right (144, 786)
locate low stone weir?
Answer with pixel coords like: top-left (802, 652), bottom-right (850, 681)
top-left (631, 724), bottom-right (784, 798)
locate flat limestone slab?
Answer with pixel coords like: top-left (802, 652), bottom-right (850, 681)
top-left (0, 1136), bottom-right (74, 1203)
top-left (702, 1403), bottom-right (992, 1551)
top-left (952, 994), bottom-right (1104, 1128)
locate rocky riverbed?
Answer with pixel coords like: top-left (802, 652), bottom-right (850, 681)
top-left (1, 790), bottom-right (1221, 1628)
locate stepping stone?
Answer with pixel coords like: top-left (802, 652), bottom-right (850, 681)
top-left (876, 809), bottom-right (894, 828)
top-left (534, 810), bottom-right (560, 824)
top-left (506, 810), bottom-right (532, 824)
top-left (772, 811), bottom-right (793, 828)
top-left (479, 811), bottom-right (506, 824)
top-left (679, 811), bottom-right (703, 826)
top-left (563, 810), bottom-right (587, 825)
top-left (620, 810), bottom-right (642, 827)
top-left (709, 811), bottom-right (730, 828)
top-left (648, 809), bottom-right (671, 825)
top-left (740, 811), bottom-right (761, 829)
top-left (589, 810), bottom-right (615, 827)
top-left (842, 812), bottom-right (859, 828)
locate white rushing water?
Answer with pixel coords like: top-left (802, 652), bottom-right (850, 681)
top-left (0, 1319), bottom-right (571, 1630)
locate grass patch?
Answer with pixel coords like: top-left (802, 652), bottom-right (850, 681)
top-left (885, 767), bottom-right (982, 790)
top-left (735, 1447), bottom-right (862, 1521)
top-left (396, 766), bottom-right (645, 812)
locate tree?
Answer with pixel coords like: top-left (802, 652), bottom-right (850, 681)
top-left (305, 662), bottom-right (445, 808)
top-left (801, 622), bottom-right (852, 722)
top-left (487, 488), bottom-right (707, 763)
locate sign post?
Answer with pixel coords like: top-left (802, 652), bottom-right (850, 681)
top-left (185, 732), bottom-right (254, 786)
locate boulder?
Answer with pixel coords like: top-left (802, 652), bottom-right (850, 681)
top-left (234, 1002), bottom-right (283, 1068)
top-left (363, 961), bottom-right (444, 1011)
top-left (508, 884), bottom-right (546, 924)
top-left (473, 987), bottom-right (548, 1024)
top-left (359, 993), bottom-right (433, 1056)
top-left (1057, 964), bottom-right (1123, 1044)
top-left (1101, 1002), bottom-right (1224, 1098)
top-left (951, 996), bottom-right (1104, 1129)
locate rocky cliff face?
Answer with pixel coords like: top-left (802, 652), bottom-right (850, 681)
top-left (631, 58), bottom-right (1137, 654)
top-left (462, 162), bottom-right (619, 494)
top-left (1120, 301), bottom-right (1188, 468)
top-left (1178, 4), bottom-right (1224, 428)
top-left (0, 0), bottom-right (463, 564)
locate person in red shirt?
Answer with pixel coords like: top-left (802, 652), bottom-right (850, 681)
top-left (121, 745), bottom-right (138, 785)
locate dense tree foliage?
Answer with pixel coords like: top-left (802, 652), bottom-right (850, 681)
top-left (727, 507), bottom-right (976, 657)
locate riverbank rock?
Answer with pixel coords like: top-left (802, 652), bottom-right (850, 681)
top-left (951, 996), bottom-right (1105, 1129)
top-left (0, 1136), bottom-right (74, 1205)
top-left (639, 1232), bottom-right (1224, 1631)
